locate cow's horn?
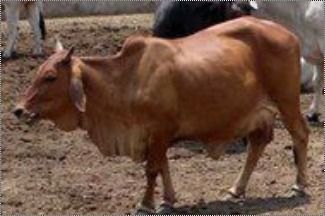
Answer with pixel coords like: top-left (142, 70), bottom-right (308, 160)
top-left (55, 37), bottom-right (64, 52)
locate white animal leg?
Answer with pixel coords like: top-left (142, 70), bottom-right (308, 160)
top-left (315, 65), bottom-right (324, 119)
top-left (26, 3), bottom-right (43, 56)
top-left (3, 6), bottom-right (19, 59)
top-left (307, 64), bottom-right (323, 122)
top-left (300, 58), bottom-right (315, 92)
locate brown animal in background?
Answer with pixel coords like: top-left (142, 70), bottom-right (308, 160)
top-left (14, 17), bottom-right (309, 214)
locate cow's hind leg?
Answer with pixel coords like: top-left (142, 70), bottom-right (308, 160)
top-left (270, 83), bottom-right (309, 195)
top-left (267, 86), bottom-right (309, 195)
top-left (225, 119), bottom-right (273, 200)
top-left (26, 2), bottom-right (43, 57)
top-left (279, 108), bottom-right (309, 196)
top-left (262, 45), bottom-right (309, 195)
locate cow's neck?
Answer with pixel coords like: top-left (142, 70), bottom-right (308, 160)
top-left (77, 57), bottom-right (135, 132)
top-left (72, 56), bottom-right (147, 161)
top-left (78, 55), bottom-right (133, 114)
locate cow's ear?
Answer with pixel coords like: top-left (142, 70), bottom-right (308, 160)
top-left (62, 47), bottom-right (74, 64)
top-left (69, 69), bottom-right (86, 113)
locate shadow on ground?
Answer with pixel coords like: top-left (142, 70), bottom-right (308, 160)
top-left (171, 194), bottom-right (310, 215)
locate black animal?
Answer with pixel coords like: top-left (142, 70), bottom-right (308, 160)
top-left (153, 1), bottom-right (254, 38)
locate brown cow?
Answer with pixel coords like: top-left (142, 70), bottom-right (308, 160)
top-left (14, 17), bottom-right (309, 214)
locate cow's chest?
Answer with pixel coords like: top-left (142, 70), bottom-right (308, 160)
top-left (85, 117), bottom-right (150, 162)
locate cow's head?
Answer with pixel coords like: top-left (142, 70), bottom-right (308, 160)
top-left (13, 41), bottom-right (86, 131)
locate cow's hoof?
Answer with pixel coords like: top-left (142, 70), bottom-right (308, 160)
top-left (221, 190), bottom-right (245, 202)
top-left (306, 113), bottom-right (320, 123)
top-left (2, 51), bottom-right (18, 61)
top-left (288, 184), bottom-right (307, 198)
top-left (134, 205), bottom-right (156, 215)
top-left (1, 51), bottom-right (8, 61)
top-left (156, 202), bottom-right (175, 215)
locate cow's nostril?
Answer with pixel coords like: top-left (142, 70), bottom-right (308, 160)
top-left (13, 107), bottom-right (24, 118)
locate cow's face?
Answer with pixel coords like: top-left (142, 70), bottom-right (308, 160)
top-left (13, 41), bottom-right (86, 131)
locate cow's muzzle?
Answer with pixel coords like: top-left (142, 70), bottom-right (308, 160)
top-left (13, 106), bottom-right (24, 118)
top-left (13, 105), bottom-right (39, 125)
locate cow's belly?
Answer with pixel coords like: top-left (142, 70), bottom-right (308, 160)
top-left (205, 100), bottom-right (277, 160)
top-left (175, 90), bottom-right (271, 141)
top-left (175, 95), bottom-right (276, 144)
top-left (233, 100), bottom-right (277, 138)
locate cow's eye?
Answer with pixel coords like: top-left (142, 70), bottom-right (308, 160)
top-left (44, 75), bottom-right (57, 82)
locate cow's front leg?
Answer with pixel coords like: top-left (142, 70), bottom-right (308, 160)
top-left (135, 131), bottom-right (172, 215)
top-left (136, 166), bottom-right (158, 215)
top-left (157, 156), bottom-right (177, 214)
top-left (136, 138), bottom-right (169, 215)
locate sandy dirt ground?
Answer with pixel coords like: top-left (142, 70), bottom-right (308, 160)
top-left (2, 14), bottom-right (324, 215)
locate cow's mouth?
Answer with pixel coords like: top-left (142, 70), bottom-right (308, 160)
top-left (25, 112), bottom-right (40, 125)
top-left (13, 107), bottom-right (40, 126)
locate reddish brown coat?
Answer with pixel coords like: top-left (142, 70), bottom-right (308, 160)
top-left (15, 17), bottom-right (309, 212)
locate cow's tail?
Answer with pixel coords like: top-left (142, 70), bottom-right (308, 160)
top-left (39, 12), bottom-right (46, 40)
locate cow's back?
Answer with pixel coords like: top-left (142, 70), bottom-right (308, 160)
top-left (172, 17), bottom-right (301, 88)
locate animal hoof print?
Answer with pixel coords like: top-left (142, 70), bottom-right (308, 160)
top-left (156, 203), bottom-right (175, 215)
top-left (306, 113), bottom-right (320, 123)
